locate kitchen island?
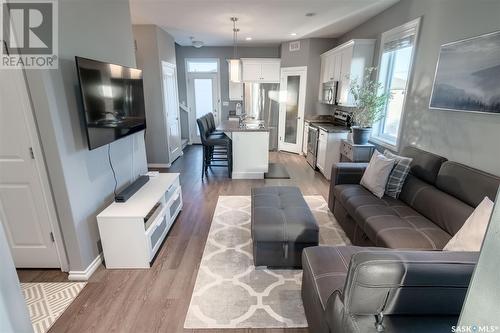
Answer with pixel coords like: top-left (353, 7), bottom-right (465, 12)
top-left (218, 120), bottom-right (269, 179)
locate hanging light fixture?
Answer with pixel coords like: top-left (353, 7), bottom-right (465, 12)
top-left (229, 17), bottom-right (241, 83)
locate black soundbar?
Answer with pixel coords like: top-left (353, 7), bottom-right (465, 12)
top-left (114, 175), bottom-right (149, 203)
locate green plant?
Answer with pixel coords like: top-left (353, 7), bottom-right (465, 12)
top-left (349, 67), bottom-right (392, 128)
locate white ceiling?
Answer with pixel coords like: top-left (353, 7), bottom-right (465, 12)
top-left (130, 0), bottom-right (400, 47)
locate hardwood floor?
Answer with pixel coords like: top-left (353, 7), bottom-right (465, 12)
top-left (18, 145), bottom-right (331, 333)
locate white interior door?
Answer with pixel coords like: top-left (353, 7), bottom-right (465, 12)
top-left (187, 73), bottom-right (219, 144)
top-left (0, 68), bottom-right (64, 268)
top-left (278, 67), bottom-right (307, 154)
top-left (162, 62), bottom-right (182, 162)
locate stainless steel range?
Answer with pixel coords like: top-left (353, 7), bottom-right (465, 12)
top-left (306, 110), bottom-right (351, 169)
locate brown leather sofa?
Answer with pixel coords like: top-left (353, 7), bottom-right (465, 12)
top-left (301, 146), bottom-right (500, 332)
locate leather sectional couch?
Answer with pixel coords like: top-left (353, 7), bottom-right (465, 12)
top-left (302, 146), bottom-right (500, 332)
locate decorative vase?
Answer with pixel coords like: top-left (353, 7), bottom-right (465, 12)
top-left (351, 126), bottom-right (372, 145)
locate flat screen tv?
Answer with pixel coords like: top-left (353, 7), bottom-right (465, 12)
top-left (75, 56), bottom-right (146, 150)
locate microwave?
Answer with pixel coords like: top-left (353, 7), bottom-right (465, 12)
top-left (321, 81), bottom-right (339, 105)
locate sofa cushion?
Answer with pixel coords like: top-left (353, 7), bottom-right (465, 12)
top-left (302, 246), bottom-right (380, 310)
top-left (436, 161), bottom-right (500, 208)
top-left (401, 146), bottom-right (447, 185)
top-left (334, 185), bottom-right (451, 249)
top-left (400, 174), bottom-right (475, 236)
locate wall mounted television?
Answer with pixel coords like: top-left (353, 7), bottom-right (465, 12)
top-left (75, 56), bottom-right (146, 150)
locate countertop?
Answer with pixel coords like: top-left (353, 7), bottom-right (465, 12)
top-left (307, 121), bottom-right (350, 133)
top-left (217, 120), bottom-right (270, 132)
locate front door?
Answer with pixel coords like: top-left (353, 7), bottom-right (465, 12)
top-left (278, 67), bottom-right (307, 154)
top-left (162, 62), bottom-right (182, 162)
top-left (0, 68), bottom-right (62, 268)
top-left (187, 73), bottom-right (219, 144)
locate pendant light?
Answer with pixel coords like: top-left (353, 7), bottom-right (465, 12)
top-left (229, 17), bottom-right (241, 83)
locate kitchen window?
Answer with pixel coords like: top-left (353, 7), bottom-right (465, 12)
top-left (186, 59), bottom-right (218, 73)
top-left (372, 18), bottom-right (420, 149)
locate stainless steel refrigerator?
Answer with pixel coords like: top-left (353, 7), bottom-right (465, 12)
top-left (243, 83), bottom-right (280, 150)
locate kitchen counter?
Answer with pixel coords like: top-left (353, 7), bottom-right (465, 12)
top-left (218, 120), bottom-right (269, 179)
top-left (307, 121), bottom-right (350, 133)
top-left (217, 120), bottom-right (269, 132)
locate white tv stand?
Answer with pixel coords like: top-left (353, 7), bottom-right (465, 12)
top-left (97, 173), bottom-right (182, 268)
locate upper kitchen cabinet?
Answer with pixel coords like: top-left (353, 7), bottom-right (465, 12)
top-left (241, 58), bottom-right (281, 83)
top-left (319, 39), bottom-right (375, 106)
top-left (227, 60), bottom-right (243, 101)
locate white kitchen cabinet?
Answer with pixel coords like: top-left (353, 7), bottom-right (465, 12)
top-left (316, 129), bottom-right (349, 180)
top-left (227, 60), bottom-right (243, 101)
top-left (316, 130), bottom-right (328, 173)
top-left (320, 53), bottom-right (341, 83)
top-left (229, 81), bottom-right (243, 101)
top-left (241, 58), bottom-right (281, 83)
top-left (303, 122), bottom-right (309, 155)
top-left (318, 39), bottom-right (375, 106)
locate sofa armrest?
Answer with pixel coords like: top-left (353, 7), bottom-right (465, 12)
top-left (342, 250), bottom-right (478, 316)
top-left (331, 163), bottom-right (368, 186)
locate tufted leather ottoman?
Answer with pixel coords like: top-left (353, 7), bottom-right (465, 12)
top-left (251, 186), bottom-right (319, 268)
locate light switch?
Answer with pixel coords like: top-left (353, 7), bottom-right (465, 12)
top-left (222, 101), bottom-right (229, 106)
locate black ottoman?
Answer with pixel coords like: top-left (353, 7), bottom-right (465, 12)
top-left (251, 186), bottom-right (319, 268)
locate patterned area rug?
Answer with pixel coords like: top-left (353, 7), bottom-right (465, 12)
top-left (184, 195), bottom-right (350, 329)
top-left (21, 282), bottom-right (86, 333)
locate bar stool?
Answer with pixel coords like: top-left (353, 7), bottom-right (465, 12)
top-left (196, 115), bottom-right (232, 179)
top-left (207, 112), bottom-right (224, 135)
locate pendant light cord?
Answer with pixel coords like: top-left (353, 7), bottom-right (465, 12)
top-left (231, 17), bottom-right (239, 59)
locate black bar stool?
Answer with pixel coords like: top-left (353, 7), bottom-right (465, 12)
top-left (196, 114), bottom-right (232, 179)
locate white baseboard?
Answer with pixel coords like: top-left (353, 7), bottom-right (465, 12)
top-left (148, 163), bottom-right (171, 168)
top-left (231, 172), bottom-right (264, 179)
top-left (68, 253), bottom-right (103, 281)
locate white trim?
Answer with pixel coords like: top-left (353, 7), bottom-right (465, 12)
top-left (278, 66), bottom-right (307, 154)
top-left (372, 17), bottom-right (421, 152)
top-left (161, 61), bottom-right (183, 162)
top-left (185, 61), bottom-right (221, 144)
top-left (231, 172), bottom-right (264, 179)
top-left (369, 136), bottom-right (397, 151)
top-left (17, 62), bottom-right (70, 271)
top-left (320, 39), bottom-right (375, 57)
top-left (68, 253), bottom-right (103, 281)
top-left (148, 163), bottom-right (171, 168)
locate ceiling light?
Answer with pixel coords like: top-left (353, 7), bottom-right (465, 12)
top-left (245, 37), bottom-right (252, 41)
top-left (192, 40), bottom-right (204, 48)
top-left (229, 17), bottom-right (241, 83)
top-left (290, 33), bottom-right (297, 36)
top-left (189, 36), bottom-right (204, 48)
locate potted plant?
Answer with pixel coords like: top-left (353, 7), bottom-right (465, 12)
top-left (348, 67), bottom-right (391, 144)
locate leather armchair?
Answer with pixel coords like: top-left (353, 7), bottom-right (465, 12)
top-left (302, 245), bottom-right (479, 333)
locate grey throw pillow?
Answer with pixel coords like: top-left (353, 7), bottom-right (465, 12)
top-left (384, 150), bottom-right (413, 198)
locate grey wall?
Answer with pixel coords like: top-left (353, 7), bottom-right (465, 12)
top-left (24, 0), bottom-right (147, 271)
top-left (175, 45), bottom-right (280, 121)
top-left (281, 38), bottom-right (337, 118)
top-left (133, 25), bottom-right (177, 165)
top-left (0, 226), bottom-right (33, 333)
top-left (338, 0), bottom-right (500, 175)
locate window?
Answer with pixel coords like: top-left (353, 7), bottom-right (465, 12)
top-left (186, 60), bottom-right (218, 73)
top-left (372, 18), bottom-right (420, 149)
